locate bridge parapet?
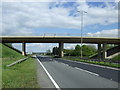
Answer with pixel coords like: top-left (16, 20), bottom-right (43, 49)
top-left (27, 33), bottom-right (118, 38)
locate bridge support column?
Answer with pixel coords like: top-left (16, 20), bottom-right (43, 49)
top-left (102, 43), bottom-right (107, 60)
top-left (22, 42), bottom-right (26, 56)
top-left (59, 42), bottom-right (64, 57)
top-left (98, 44), bottom-right (101, 60)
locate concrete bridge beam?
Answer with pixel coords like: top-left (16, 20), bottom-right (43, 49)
top-left (59, 42), bottom-right (64, 57)
top-left (22, 42), bottom-right (26, 56)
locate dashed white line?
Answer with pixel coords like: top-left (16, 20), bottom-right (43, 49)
top-left (61, 58), bottom-right (120, 71)
top-left (49, 59), bottom-right (52, 60)
top-left (75, 67), bottom-right (99, 76)
top-left (62, 63), bottom-right (68, 66)
top-left (65, 64), bottom-right (69, 66)
top-left (63, 64), bottom-right (69, 66)
top-left (36, 56), bottom-right (61, 90)
top-left (58, 62), bottom-right (69, 66)
top-left (55, 60), bottom-right (99, 76)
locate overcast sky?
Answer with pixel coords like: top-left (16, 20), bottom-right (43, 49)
top-left (1, 1), bottom-right (119, 53)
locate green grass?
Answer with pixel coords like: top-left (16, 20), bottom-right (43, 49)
top-left (2, 58), bottom-right (38, 88)
top-left (0, 44), bottom-right (2, 89)
top-left (1, 43), bottom-right (39, 88)
top-left (111, 54), bottom-right (120, 61)
top-left (62, 57), bottom-right (120, 68)
top-left (1, 44), bottom-right (24, 59)
top-left (0, 58), bottom-right (2, 89)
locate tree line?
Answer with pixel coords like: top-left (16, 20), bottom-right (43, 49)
top-left (46, 44), bottom-right (97, 58)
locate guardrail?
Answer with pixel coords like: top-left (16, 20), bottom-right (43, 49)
top-left (6, 57), bottom-right (28, 67)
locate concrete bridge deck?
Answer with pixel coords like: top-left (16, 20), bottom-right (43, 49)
top-left (0, 36), bottom-right (120, 44)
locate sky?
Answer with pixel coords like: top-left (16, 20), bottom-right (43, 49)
top-left (1, 0), bottom-right (119, 53)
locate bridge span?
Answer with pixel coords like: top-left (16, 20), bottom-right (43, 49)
top-left (1, 36), bottom-right (119, 44)
top-left (0, 36), bottom-right (120, 59)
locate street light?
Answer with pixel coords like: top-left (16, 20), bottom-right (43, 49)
top-left (77, 10), bottom-right (87, 59)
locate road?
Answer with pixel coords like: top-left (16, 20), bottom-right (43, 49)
top-left (36, 55), bottom-right (119, 88)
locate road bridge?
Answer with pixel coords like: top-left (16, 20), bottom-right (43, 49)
top-left (0, 36), bottom-right (120, 59)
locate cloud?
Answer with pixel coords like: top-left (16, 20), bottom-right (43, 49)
top-left (13, 42), bottom-right (77, 52)
top-left (2, 2), bottom-right (118, 36)
top-left (76, 2), bottom-right (118, 26)
top-left (86, 29), bottom-right (118, 37)
top-left (12, 43), bottom-right (59, 52)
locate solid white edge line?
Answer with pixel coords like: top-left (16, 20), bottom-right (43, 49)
top-left (36, 56), bottom-right (61, 90)
top-left (75, 67), bottom-right (99, 76)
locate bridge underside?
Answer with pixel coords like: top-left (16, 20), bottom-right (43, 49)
top-left (1, 36), bottom-right (120, 59)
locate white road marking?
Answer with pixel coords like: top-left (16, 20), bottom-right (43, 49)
top-left (36, 56), bottom-right (61, 90)
top-left (57, 61), bottom-right (99, 76)
top-left (65, 64), bottom-right (69, 66)
top-left (75, 67), bottom-right (99, 76)
top-left (61, 58), bottom-right (120, 71)
top-left (62, 63), bottom-right (67, 65)
top-left (49, 59), bottom-right (52, 60)
top-left (55, 61), bottom-right (69, 66)
top-left (63, 63), bottom-right (69, 66)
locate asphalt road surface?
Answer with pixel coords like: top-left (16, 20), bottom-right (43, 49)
top-left (36, 55), bottom-right (119, 88)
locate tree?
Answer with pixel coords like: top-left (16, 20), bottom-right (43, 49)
top-left (52, 44), bottom-right (97, 58)
top-left (82, 45), bottom-right (97, 57)
top-left (87, 45), bottom-right (97, 53)
top-left (74, 45), bottom-right (81, 56)
top-left (106, 44), bottom-right (118, 50)
top-left (64, 45), bottom-right (81, 56)
top-left (46, 49), bottom-right (51, 55)
top-left (64, 49), bottom-right (75, 56)
top-left (75, 45), bottom-right (81, 51)
top-left (52, 47), bottom-right (59, 55)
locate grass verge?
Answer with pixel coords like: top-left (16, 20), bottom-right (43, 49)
top-left (111, 54), bottom-right (120, 61)
top-left (0, 58), bottom-right (2, 89)
top-left (62, 57), bottom-right (120, 68)
top-left (1, 43), bottom-right (39, 88)
top-left (2, 57), bottom-right (39, 88)
top-left (0, 44), bottom-right (2, 89)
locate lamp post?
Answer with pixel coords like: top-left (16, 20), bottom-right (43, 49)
top-left (77, 10), bottom-right (87, 59)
